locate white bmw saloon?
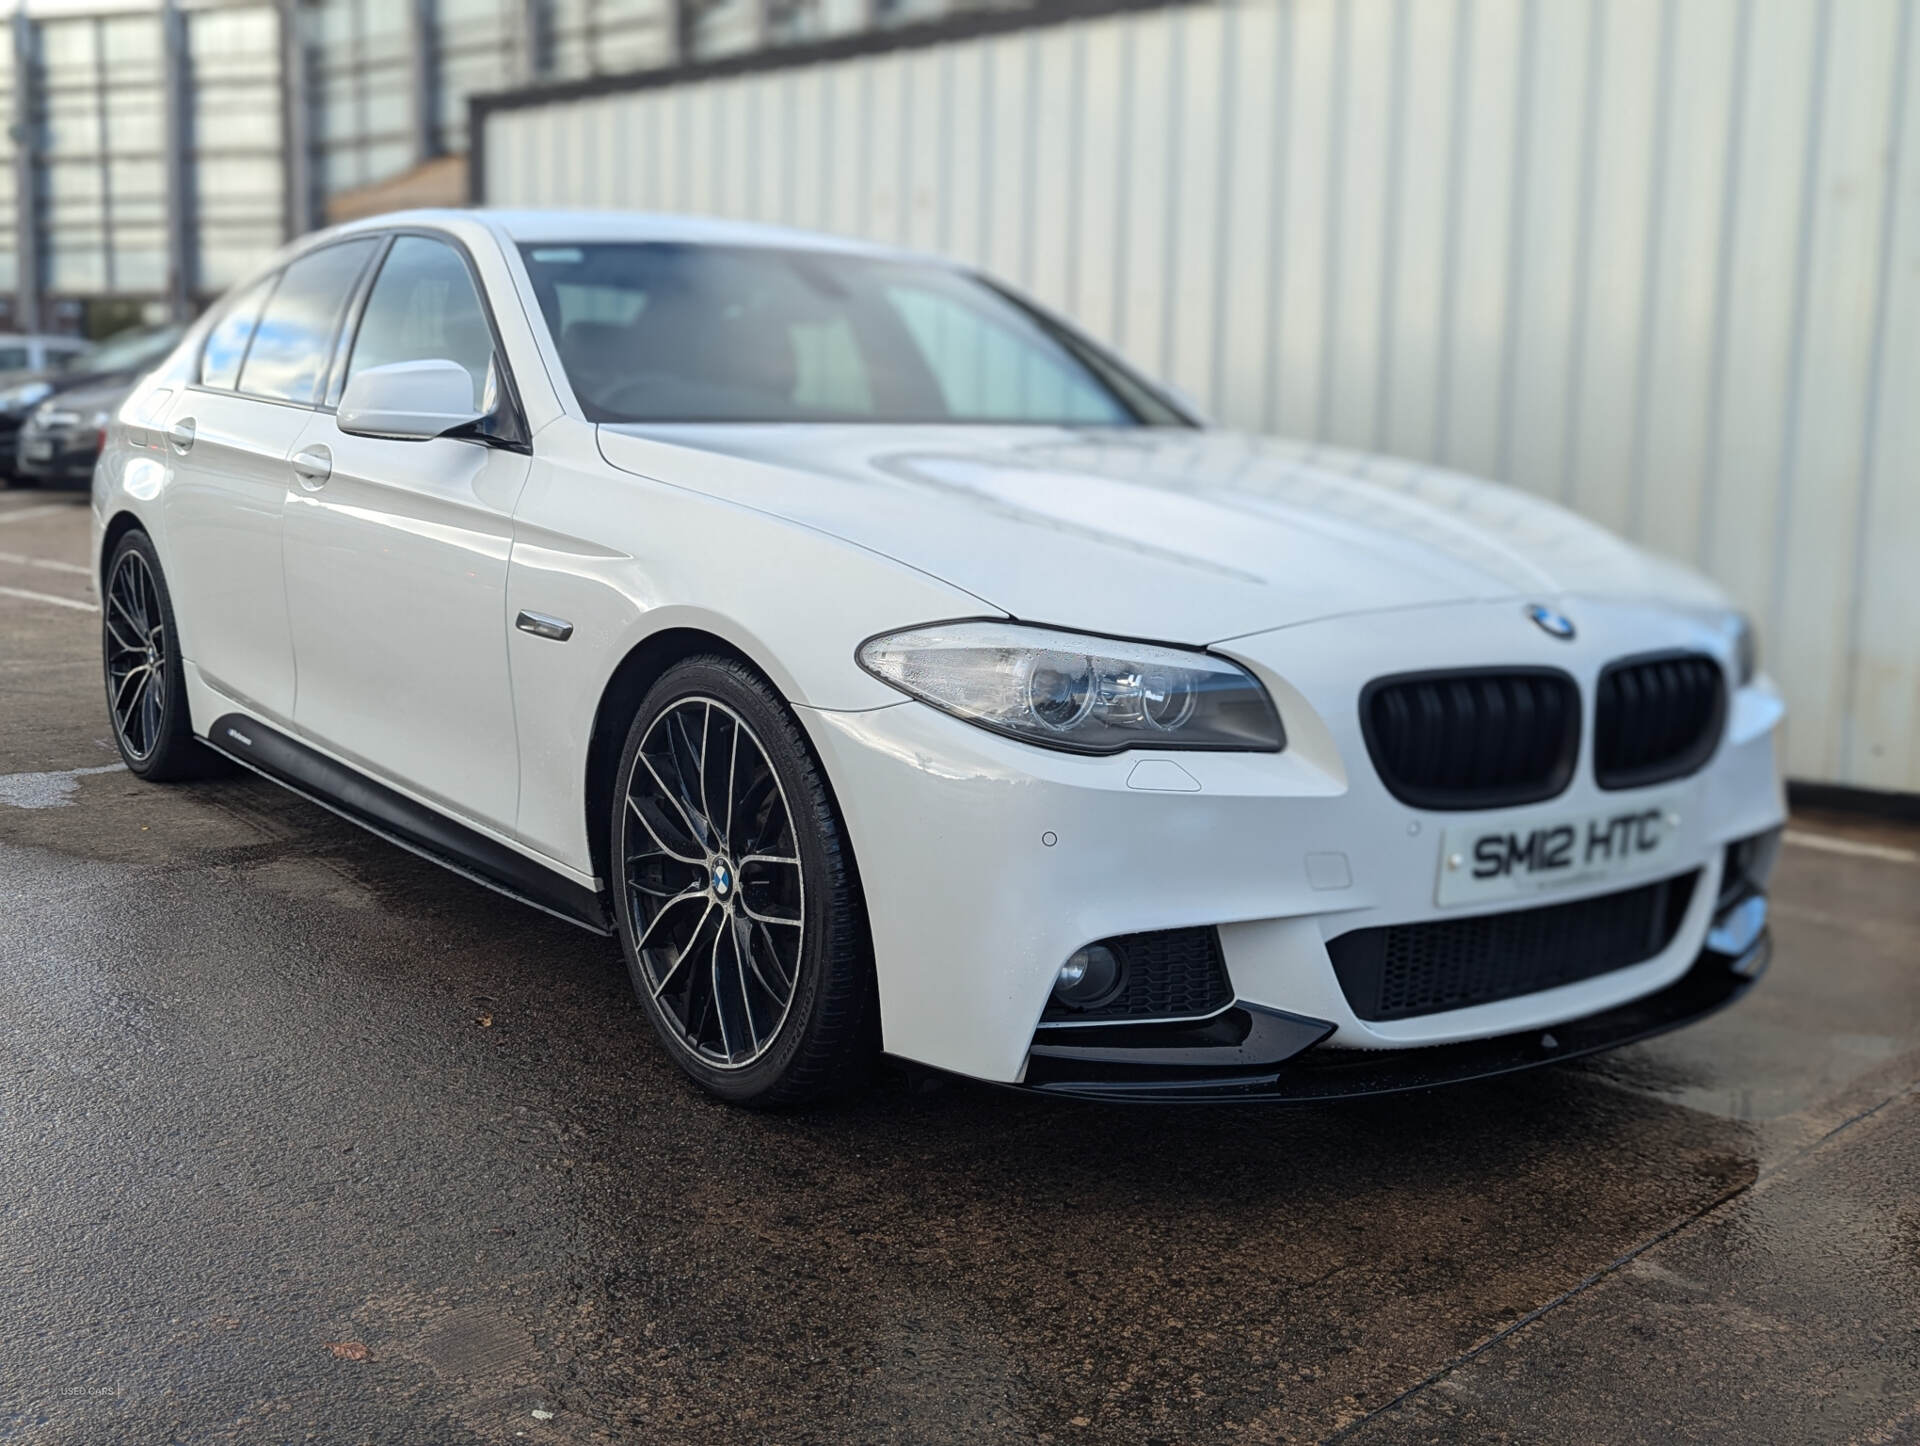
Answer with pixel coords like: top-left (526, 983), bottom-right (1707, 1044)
top-left (94, 210), bottom-right (1785, 1106)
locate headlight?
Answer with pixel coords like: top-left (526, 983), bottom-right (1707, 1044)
top-left (857, 621), bottom-right (1285, 754)
top-left (0, 381), bottom-right (53, 413)
top-left (1724, 613), bottom-right (1758, 687)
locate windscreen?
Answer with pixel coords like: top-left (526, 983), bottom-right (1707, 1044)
top-left (518, 243), bottom-right (1185, 427)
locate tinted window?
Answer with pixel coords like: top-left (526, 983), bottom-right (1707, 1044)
top-left (517, 243), bottom-right (1183, 426)
top-left (346, 236), bottom-right (495, 412)
top-left (198, 276), bottom-right (274, 389)
top-left (0, 347), bottom-right (27, 370)
top-left (238, 240), bottom-right (377, 403)
top-left (886, 285), bottom-right (1129, 423)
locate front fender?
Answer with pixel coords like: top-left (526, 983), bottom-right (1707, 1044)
top-left (504, 444), bottom-right (992, 876)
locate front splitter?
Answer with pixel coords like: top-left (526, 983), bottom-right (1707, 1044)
top-left (1012, 932), bottom-right (1770, 1103)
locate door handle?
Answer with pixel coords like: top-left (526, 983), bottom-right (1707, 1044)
top-left (167, 417), bottom-right (195, 455)
top-left (291, 445), bottom-right (333, 490)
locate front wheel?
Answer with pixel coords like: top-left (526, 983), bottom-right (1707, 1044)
top-left (611, 656), bottom-right (876, 1107)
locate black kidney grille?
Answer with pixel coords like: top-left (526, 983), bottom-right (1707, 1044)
top-left (1361, 668), bottom-right (1580, 810)
top-left (1327, 872), bottom-right (1698, 1022)
top-left (1040, 927), bottom-right (1233, 1023)
top-left (1594, 652), bottom-right (1726, 789)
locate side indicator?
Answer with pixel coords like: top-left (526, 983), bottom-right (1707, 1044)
top-left (515, 610), bottom-right (574, 643)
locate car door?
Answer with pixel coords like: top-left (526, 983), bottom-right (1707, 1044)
top-left (160, 240), bottom-right (379, 722)
top-left (280, 232), bottom-right (533, 835)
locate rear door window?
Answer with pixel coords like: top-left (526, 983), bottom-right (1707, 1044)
top-left (198, 275), bottom-right (275, 390)
top-left (238, 240), bottom-right (379, 404)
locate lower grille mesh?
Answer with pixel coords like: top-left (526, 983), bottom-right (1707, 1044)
top-left (1326, 873), bottom-right (1698, 1022)
top-left (1040, 927), bottom-right (1233, 1023)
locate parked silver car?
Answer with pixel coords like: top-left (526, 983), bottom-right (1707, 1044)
top-left (0, 332), bottom-right (94, 380)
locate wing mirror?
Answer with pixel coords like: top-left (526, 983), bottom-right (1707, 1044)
top-left (337, 359), bottom-right (484, 441)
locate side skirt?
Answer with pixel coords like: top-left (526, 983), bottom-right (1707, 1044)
top-left (204, 712), bottom-right (612, 935)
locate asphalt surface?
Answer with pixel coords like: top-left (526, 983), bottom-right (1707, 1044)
top-left (2, 489), bottom-right (1917, 1446)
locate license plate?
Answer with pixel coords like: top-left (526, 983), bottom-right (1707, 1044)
top-left (24, 441), bottom-right (52, 461)
top-left (1436, 800), bottom-right (1679, 907)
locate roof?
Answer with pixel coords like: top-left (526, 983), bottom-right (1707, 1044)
top-left (330, 207), bottom-right (916, 261)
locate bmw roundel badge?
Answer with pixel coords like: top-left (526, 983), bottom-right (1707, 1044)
top-left (1526, 603), bottom-right (1576, 640)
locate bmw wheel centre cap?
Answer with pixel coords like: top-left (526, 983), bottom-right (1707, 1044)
top-left (711, 860), bottom-right (734, 898)
top-left (1526, 603), bottom-right (1576, 641)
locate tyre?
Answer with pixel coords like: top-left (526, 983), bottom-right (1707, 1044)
top-left (611, 655), bottom-right (876, 1107)
top-left (102, 529), bottom-right (220, 780)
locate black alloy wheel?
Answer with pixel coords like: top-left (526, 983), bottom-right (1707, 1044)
top-left (102, 530), bottom-right (218, 780)
top-left (612, 655), bottom-right (875, 1107)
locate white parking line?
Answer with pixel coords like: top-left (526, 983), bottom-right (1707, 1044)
top-left (1783, 829), bottom-right (1919, 865)
top-left (0, 548), bottom-right (89, 576)
top-left (0, 504), bottom-right (77, 526)
top-left (0, 583), bottom-right (96, 613)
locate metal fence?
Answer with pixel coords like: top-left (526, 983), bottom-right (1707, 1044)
top-left (478, 0), bottom-right (1920, 796)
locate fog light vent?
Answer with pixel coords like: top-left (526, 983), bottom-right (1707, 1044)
top-left (1052, 944), bottom-right (1122, 1009)
top-left (1706, 894), bottom-right (1767, 960)
top-left (1040, 927), bottom-right (1233, 1024)
top-left (1719, 827), bottom-right (1783, 909)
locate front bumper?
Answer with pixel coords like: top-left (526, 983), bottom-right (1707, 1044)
top-left (0, 413), bottom-right (24, 470)
top-left (801, 598), bottom-right (1788, 1088)
top-left (16, 426), bottom-right (100, 485)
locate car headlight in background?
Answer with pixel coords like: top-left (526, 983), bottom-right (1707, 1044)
top-left (858, 621), bottom-right (1285, 754)
top-left (0, 381), bottom-right (53, 414)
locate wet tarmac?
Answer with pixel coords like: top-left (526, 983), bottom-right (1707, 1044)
top-left (2, 491), bottom-right (1917, 1444)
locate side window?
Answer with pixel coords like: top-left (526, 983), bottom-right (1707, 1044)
top-left (237, 239), bottom-right (378, 404)
top-left (198, 275), bottom-right (275, 390)
top-left (346, 236), bottom-right (496, 412)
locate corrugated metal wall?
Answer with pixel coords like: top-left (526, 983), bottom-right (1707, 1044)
top-left (480, 0), bottom-right (1920, 795)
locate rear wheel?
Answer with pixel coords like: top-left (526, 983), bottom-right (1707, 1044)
top-left (611, 655), bottom-right (875, 1107)
top-left (102, 530), bottom-right (219, 780)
